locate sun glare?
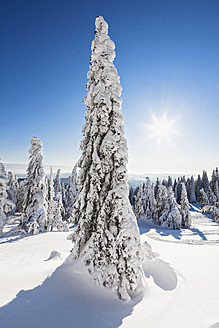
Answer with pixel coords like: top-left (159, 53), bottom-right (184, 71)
top-left (147, 113), bottom-right (178, 144)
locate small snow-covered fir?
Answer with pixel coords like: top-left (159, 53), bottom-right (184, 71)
top-left (180, 183), bottom-right (191, 229)
top-left (65, 165), bottom-right (79, 223)
top-left (21, 137), bottom-right (47, 234)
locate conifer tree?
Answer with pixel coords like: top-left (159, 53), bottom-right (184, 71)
top-left (54, 169), bottom-right (65, 219)
top-left (207, 186), bottom-right (217, 206)
top-left (167, 176), bottom-right (172, 188)
top-left (176, 177), bottom-right (182, 204)
top-left (44, 167), bottom-right (68, 232)
top-left (7, 172), bottom-right (17, 212)
top-left (65, 165), bottom-right (79, 223)
top-left (189, 176), bottom-right (196, 203)
top-left (143, 177), bottom-right (155, 220)
top-left (162, 179), bottom-right (168, 188)
top-left (154, 178), bottom-right (160, 199)
top-left (154, 184), bottom-right (168, 224)
top-left (180, 183), bottom-right (191, 228)
top-left (21, 137), bottom-right (47, 234)
top-left (134, 185), bottom-right (144, 219)
top-left (68, 16), bottom-right (144, 300)
top-left (195, 175), bottom-right (202, 202)
top-left (54, 169), bottom-right (62, 194)
top-left (173, 178), bottom-right (177, 193)
top-left (200, 188), bottom-right (209, 207)
top-left (0, 162), bottom-right (8, 236)
top-left (129, 186), bottom-right (134, 207)
top-left (61, 182), bottom-right (66, 210)
top-left (174, 180), bottom-right (178, 201)
top-left (215, 181), bottom-right (219, 202)
top-left (16, 180), bottom-right (25, 213)
top-left (186, 177), bottom-right (191, 201)
top-left (202, 170), bottom-right (209, 193)
top-left (47, 167), bottom-right (55, 231)
top-left (161, 187), bottom-right (182, 229)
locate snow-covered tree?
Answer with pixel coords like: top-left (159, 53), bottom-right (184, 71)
top-left (209, 204), bottom-right (219, 222)
top-left (7, 172), bottom-right (17, 212)
top-left (210, 167), bottom-right (219, 195)
top-left (65, 165), bottom-right (79, 223)
top-left (47, 167), bottom-right (55, 231)
top-left (202, 202), bottom-right (219, 222)
top-left (154, 184), bottom-right (168, 225)
top-left (207, 186), bottom-right (217, 206)
top-left (200, 188), bottom-right (209, 208)
top-left (180, 183), bottom-right (191, 228)
top-left (176, 177), bottom-right (182, 204)
top-left (167, 176), bottom-right (172, 188)
top-left (68, 16), bottom-right (144, 301)
top-left (46, 167), bottom-right (68, 232)
top-left (54, 169), bottom-right (62, 194)
top-left (186, 177), bottom-right (191, 201)
top-left (61, 182), bottom-right (66, 209)
top-left (202, 170), bottom-right (209, 193)
top-left (21, 137), bottom-right (47, 234)
top-left (162, 179), bottom-right (168, 188)
top-left (174, 180), bottom-right (178, 201)
top-left (215, 181), bottom-right (219, 202)
top-left (189, 176), bottom-right (196, 203)
top-left (134, 184), bottom-right (144, 219)
top-left (161, 187), bottom-right (182, 229)
top-left (0, 162), bottom-right (8, 236)
top-left (154, 178), bottom-right (160, 199)
top-left (143, 177), bottom-right (155, 220)
top-left (129, 186), bottom-right (134, 207)
top-left (173, 178), bottom-right (177, 192)
top-left (16, 180), bottom-right (26, 213)
top-left (51, 193), bottom-right (68, 231)
top-left (195, 174), bottom-right (202, 202)
top-left (54, 169), bottom-right (65, 219)
top-left (0, 163), bottom-right (16, 223)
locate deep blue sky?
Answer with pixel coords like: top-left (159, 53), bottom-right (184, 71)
top-left (0, 0), bottom-right (219, 175)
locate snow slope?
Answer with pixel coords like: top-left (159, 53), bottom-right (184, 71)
top-left (0, 204), bottom-right (219, 328)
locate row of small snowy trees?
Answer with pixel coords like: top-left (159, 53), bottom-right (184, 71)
top-left (130, 168), bottom-right (219, 227)
top-left (0, 137), bottom-right (79, 235)
top-left (133, 178), bottom-right (191, 229)
top-left (151, 169), bottom-right (219, 205)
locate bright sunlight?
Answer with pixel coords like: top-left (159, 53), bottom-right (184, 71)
top-left (147, 113), bottom-right (178, 144)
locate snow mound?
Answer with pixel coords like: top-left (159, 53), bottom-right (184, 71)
top-left (142, 240), bottom-right (177, 291)
top-left (143, 257), bottom-right (177, 291)
top-left (208, 323), bottom-right (219, 328)
top-left (46, 250), bottom-right (62, 261)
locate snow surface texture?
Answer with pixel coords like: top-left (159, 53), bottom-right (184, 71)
top-left (69, 16), bottom-right (144, 301)
top-left (0, 204), bottom-right (219, 328)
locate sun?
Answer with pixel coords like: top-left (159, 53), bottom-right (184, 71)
top-left (146, 113), bottom-right (178, 144)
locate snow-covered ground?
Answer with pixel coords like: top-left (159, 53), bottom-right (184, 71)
top-left (0, 204), bottom-right (219, 328)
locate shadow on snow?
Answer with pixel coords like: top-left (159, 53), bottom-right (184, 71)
top-left (0, 258), bottom-right (142, 328)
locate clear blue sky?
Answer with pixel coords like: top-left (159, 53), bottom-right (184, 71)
top-left (0, 0), bottom-right (218, 176)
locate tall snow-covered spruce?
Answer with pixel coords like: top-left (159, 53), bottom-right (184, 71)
top-left (68, 16), bottom-right (144, 300)
top-left (21, 137), bottom-right (47, 234)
